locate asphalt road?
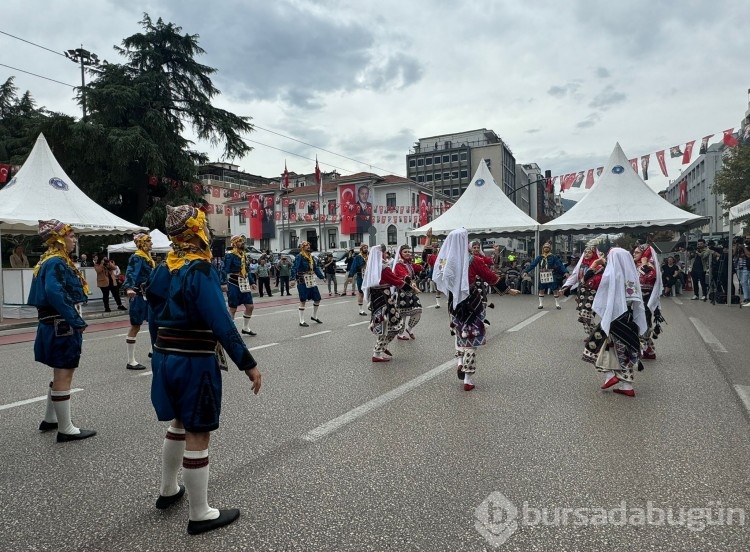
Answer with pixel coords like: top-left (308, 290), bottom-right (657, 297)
top-left (1, 291), bottom-right (748, 551)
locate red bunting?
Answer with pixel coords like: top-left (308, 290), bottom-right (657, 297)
top-left (723, 129), bottom-right (739, 147)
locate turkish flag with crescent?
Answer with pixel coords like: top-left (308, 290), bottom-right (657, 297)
top-left (0, 164), bottom-right (9, 183)
top-left (678, 179), bottom-right (688, 205)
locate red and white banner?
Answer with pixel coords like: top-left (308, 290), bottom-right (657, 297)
top-left (679, 179), bottom-right (688, 205)
top-left (629, 158), bottom-right (638, 173)
top-left (699, 135), bottom-right (713, 154)
top-left (655, 150), bottom-right (668, 177)
top-left (723, 128), bottom-right (739, 147)
top-left (585, 169), bottom-right (595, 189)
top-left (682, 140), bottom-right (695, 165)
top-left (339, 183), bottom-right (357, 234)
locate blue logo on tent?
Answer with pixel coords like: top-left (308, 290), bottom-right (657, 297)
top-left (475, 179), bottom-right (485, 187)
top-left (612, 165), bottom-right (625, 174)
top-left (49, 177), bottom-right (69, 190)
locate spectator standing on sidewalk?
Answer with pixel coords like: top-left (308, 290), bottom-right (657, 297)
top-left (689, 239), bottom-right (711, 300)
top-left (277, 256), bottom-right (291, 296)
top-left (255, 258), bottom-right (272, 297)
top-left (323, 252), bottom-right (338, 296)
top-left (95, 256), bottom-right (126, 312)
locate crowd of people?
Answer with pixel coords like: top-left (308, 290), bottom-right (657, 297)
top-left (21, 209), bottom-right (750, 537)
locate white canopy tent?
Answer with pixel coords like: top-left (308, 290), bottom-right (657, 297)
top-left (0, 133), bottom-right (145, 318)
top-left (0, 133), bottom-right (146, 235)
top-left (406, 159), bottom-right (539, 237)
top-left (107, 229), bottom-right (172, 254)
top-left (541, 143), bottom-right (710, 234)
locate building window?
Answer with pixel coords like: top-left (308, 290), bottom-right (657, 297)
top-left (425, 174), bottom-right (433, 182)
top-left (460, 169), bottom-right (468, 179)
top-left (387, 225), bottom-right (398, 245)
top-left (452, 187), bottom-right (460, 197)
top-left (435, 173), bottom-right (442, 181)
top-left (443, 172), bottom-right (450, 181)
top-left (451, 171), bottom-right (459, 180)
top-left (417, 175), bottom-right (424, 182)
top-left (308, 202), bottom-right (316, 215)
top-left (425, 157), bottom-right (432, 166)
top-left (442, 155), bottom-right (449, 163)
top-left (460, 152), bottom-right (467, 161)
top-left (451, 154), bottom-right (458, 163)
top-left (409, 159), bottom-right (416, 168)
top-left (328, 229), bottom-right (337, 249)
top-left (350, 233), bottom-right (364, 245)
top-left (239, 210), bottom-right (246, 224)
top-left (434, 156), bottom-right (441, 164)
top-left (386, 193), bottom-right (396, 208)
top-left (417, 158), bottom-right (424, 167)
top-left (260, 238), bottom-right (270, 251)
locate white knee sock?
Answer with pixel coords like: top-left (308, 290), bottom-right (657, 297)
top-left (183, 450), bottom-right (220, 522)
top-left (538, 297), bottom-right (543, 306)
top-left (43, 382), bottom-right (57, 423)
top-left (126, 338), bottom-right (137, 365)
top-left (435, 296), bottom-right (440, 307)
top-left (298, 308), bottom-right (305, 324)
top-left (243, 315), bottom-right (252, 331)
top-left (464, 373), bottom-right (473, 385)
top-left (161, 426), bottom-right (186, 496)
top-left (313, 304), bottom-right (319, 318)
top-left (620, 382), bottom-right (633, 391)
top-left (51, 390), bottom-right (79, 435)
top-left (603, 370), bottom-right (615, 382)
top-left (554, 296), bottom-right (560, 307)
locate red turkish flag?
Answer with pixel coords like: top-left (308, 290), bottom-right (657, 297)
top-left (629, 158), bottom-right (638, 173)
top-left (148, 175), bottom-right (158, 187)
top-left (585, 169), bottom-right (595, 189)
top-left (682, 140), bottom-right (695, 165)
top-left (232, 190), bottom-right (240, 200)
top-left (678, 179), bottom-right (688, 205)
top-left (211, 186), bottom-right (220, 198)
top-left (723, 128), bottom-right (739, 147)
top-left (655, 150), bottom-right (668, 177)
top-left (225, 206), bottom-right (232, 216)
top-left (0, 164), bottom-right (9, 183)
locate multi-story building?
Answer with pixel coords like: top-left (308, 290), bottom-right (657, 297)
top-left (224, 172), bottom-right (446, 253)
top-left (406, 129), bottom-right (516, 208)
top-left (663, 143), bottom-right (726, 238)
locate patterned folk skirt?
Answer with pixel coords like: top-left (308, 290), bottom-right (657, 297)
top-left (583, 310), bottom-right (643, 381)
top-left (449, 281), bottom-right (489, 349)
top-left (397, 288), bottom-right (422, 318)
top-left (576, 284), bottom-right (597, 328)
top-left (369, 285), bottom-right (403, 337)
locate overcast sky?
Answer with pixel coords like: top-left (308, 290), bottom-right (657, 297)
top-left (2, 0), bottom-right (749, 199)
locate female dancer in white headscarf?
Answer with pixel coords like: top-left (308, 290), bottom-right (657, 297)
top-left (433, 228), bottom-right (520, 391)
top-left (586, 247), bottom-right (647, 397)
top-left (633, 243), bottom-right (664, 360)
top-left (362, 245), bottom-right (412, 362)
top-left (562, 246), bottom-right (606, 338)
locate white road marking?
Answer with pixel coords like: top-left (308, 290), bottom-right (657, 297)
top-left (302, 360), bottom-right (455, 442)
top-left (0, 388), bottom-right (83, 411)
top-left (689, 317), bottom-right (728, 353)
top-left (734, 385), bottom-right (750, 415)
top-left (347, 321), bottom-right (370, 327)
top-left (249, 343), bottom-right (279, 351)
top-left (298, 331), bottom-right (331, 339)
top-left (134, 371), bottom-right (153, 378)
top-left (671, 296), bottom-right (683, 305)
top-left (507, 312), bottom-right (548, 332)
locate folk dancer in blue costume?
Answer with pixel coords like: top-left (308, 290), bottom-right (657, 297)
top-left (361, 244), bottom-right (411, 362)
top-left (523, 241), bottom-right (569, 310)
top-left (291, 240), bottom-right (326, 326)
top-left (348, 243), bottom-right (369, 315)
top-left (28, 219), bottom-right (96, 442)
top-left (123, 232), bottom-right (154, 370)
top-left (433, 228), bottom-right (520, 391)
top-left (147, 205), bottom-right (262, 535)
top-left (222, 234), bottom-right (257, 336)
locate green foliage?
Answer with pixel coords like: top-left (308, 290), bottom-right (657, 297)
top-left (0, 13), bottom-right (254, 229)
top-left (712, 143), bottom-right (750, 210)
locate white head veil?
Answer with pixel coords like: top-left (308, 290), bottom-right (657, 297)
top-left (592, 247), bottom-right (647, 335)
top-left (362, 244), bottom-right (384, 305)
top-left (433, 228), bottom-right (470, 309)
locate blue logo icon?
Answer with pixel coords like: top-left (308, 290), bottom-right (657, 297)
top-left (612, 165), bottom-right (625, 174)
top-left (49, 177), bottom-right (69, 190)
top-left (475, 179), bottom-right (485, 187)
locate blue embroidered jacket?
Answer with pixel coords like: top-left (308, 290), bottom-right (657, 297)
top-left (147, 260), bottom-right (256, 371)
top-left (291, 254), bottom-right (324, 280)
top-left (221, 252), bottom-right (256, 285)
top-left (124, 254), bottom-right (153, 292)
top-left (27, 257), bottom-right (87, 329)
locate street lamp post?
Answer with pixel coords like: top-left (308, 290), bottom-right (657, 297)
top-left (64, 46), bottom-right (101, 121)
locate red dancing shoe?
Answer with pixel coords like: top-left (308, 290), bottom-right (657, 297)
top-left (641, 349), bottom-right (656, 360)
top-left (463, 383), bottom-right (475, 391)
top-left (407, 330), bottom-right (415, 340)
top-left (384, 349), bottom-right (393, 357)
top-left (613, 388), bottom-right (635, 397)
top-left (600, 376), bottom-right (620, 390)
top-left (397, 334), bottom-right (410, 341)
top-left (372, 355), bottom-right (391, 363)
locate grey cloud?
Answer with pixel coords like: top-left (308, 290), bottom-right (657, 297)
top-left (156, 2), bottom-right (423, 109)
top-left (576, 113), bottom-right (601, 129)
top-left (589, 85), bottom-right (626, 110)
top-left (547, 82), bottom-right (581, 98)
top-left (526, 128), bottom-right (541, 134)
top-left (595, 67), bottom-right (610, 78)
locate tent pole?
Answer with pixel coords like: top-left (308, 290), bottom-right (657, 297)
top-left (728, 220), bottom-right (733, 308)
top-left (0, 227), bottom-right (4, 323)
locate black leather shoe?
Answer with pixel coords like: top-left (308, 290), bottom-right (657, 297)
top-left (187, 509), bottom-right (240, 535)
top-left (57, 429), bottom-right (96, 442)
top-left (38, 420), bottom-right (58, 432)
top-left (241, 329), bottom-right (257, 336)
top-left (310, 317), bottom-right (322, 324)
top-left (148, 352), bottom-right (153, 358)
top-left (117, 305), bottom-right (127, 311)
top-left (104, 308), bottom-right (111, 313)
top-left (126, 363), bottom-right (147, 370)
top-left (155, 485), bottom-right (185, 509)
top-left (299, 322), bottom-right (309, 327)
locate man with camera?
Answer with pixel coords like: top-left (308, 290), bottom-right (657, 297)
top-left (689, 239), bottom-right (711, 301)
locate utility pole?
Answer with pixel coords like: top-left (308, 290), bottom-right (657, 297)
top-left (64, 46), bottom-right (101, 121)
